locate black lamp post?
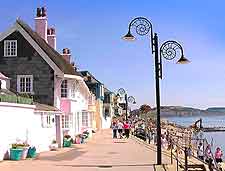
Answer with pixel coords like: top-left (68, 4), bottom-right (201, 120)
top-left (122, 17), bottom-right (190, 165)
top-left (117, 88), bottom-right (136, 121)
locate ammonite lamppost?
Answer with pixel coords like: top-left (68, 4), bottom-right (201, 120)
top-left (117, 88), bottom-right (136, 121)
top-left (123, 17), bottom-right (190, 165)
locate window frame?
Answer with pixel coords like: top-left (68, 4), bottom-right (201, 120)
top-left (4, 40), bottom-right (17, 57)
top-left (82, 111), bottom-right (89, 127)
top-left (61, 80), bottom-right (68, 98)
top-left (17, 75), bottom-right (33, 93)
top-left (62, 114), bottom-right (73, 129)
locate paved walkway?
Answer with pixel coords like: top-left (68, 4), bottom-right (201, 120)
top-left (0, 129), bottom-right (171, 171)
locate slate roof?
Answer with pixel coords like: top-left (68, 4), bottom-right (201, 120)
top-left (16, 19), bottom-right (80, 76)
top-left (34, 102), bottom-right (62, 112)
top-left (79, 71), bottom-right (103, 84)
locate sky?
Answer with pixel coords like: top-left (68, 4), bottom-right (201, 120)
top-left (1, 0), bottom-right (225, 109)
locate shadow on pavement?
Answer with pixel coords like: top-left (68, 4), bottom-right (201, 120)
top-left (56, 163), bottom-right (154, 168)
top-left (36, 148), bottom-right (87, 161)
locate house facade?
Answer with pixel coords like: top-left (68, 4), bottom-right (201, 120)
top-left (80, 71), bottom-right (105, 130)
top-left (0, 7), bottom-right (93, 147)
top-left (103, 88), bottom-right (115, 128)
top-left (0, 73), bottom-right (63, 160)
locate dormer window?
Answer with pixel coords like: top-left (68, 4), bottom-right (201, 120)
top-left (61, 80), bottom-right (68, 98)
top-left (4, 40), bottom-right (17, 57)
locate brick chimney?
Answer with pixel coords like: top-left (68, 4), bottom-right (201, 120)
top-left (47, 27), bottom-right (56, 49)
top-left (35, 7), bottom-right (48, 41)
top-left (62, 48), bottom-right (71, 63)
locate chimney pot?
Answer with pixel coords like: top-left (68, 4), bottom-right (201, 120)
top-left (62, 48), bottom-right (71, 63)
top-left (51, 28), bottom-right (55, 34)
top-left (41, 7), bottom-right (47, 17)
top-left (47, 28), bottom-right (51, 35)
top-left (36, 7), bottom-right (42, 17)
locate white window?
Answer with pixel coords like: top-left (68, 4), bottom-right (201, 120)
top-left (61, 80), bottom-right (68, 98)
top-left (41, 114), bottom-right (54, 128)
top-left (62, 114), bottom-right (73, 129)
top-left (4, 40), bottom-right (17, 57)
top-left (71, 81), bottom-right (78, 98)
top-left (17, 75), bottom-right (33, 93)
top-left (82, 111), bottom-right (89, 127)
top-left (76, 112), bottom-right (80, 132)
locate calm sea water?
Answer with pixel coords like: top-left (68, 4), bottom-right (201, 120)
top-left (164, 115), bottom-right (225, 158)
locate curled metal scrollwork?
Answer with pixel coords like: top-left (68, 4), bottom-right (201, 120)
top-left (160, 40), bottom-right (184, 60)
top-left (128, 96), bottom-right (135, 104)
top-left (129, 17), bottom-right (152, 36)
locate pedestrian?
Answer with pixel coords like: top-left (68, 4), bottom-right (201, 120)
top-left (117, 121), bottom-right (124, 139)
top-left (215, 147), bottom-right (223, 163)
top-left (197, 142), bottom-right (204, 161)
top-left (123, 121), bottom-right (130, 138)
top-left (205, 144), bottom-right (212, 163)
top-left (111, 121), bottom-right (118, 138)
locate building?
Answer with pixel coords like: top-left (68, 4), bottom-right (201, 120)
top-left (103, 88), bottom-right (115, 128)
top-left (0, 73), bottom-right (62, 160)
top-left (0, 7), bottom-right (92, 147)
top-left (80, 71), bottom-right (105, 129)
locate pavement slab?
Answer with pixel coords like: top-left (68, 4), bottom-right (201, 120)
top-left (0, 129), bottom-right (171, 171)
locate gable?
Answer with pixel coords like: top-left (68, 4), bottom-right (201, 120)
top-left (0, 31), bottom-right (37, 58)
top-left (0, 19), bottom-right (80, 77)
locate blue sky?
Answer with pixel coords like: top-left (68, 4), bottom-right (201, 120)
top-left (1, 0), bottom-right (225, 109)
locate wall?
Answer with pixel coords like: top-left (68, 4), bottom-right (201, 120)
top-left (0, 102), bottom-right (56, 160)
top-left (0, 31), bottom-right (54, 106)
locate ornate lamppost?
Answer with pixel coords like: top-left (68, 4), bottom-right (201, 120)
top-left (117, 88), bottom-right (136, 121)
top-left (122, 17), bottom-right (190, 165)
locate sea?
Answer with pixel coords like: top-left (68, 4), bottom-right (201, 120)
top-left (163, 115), bottom-right (225, 159)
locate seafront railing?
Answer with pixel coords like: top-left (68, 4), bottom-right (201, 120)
top-left (132, 127), bottom-right (220, 171)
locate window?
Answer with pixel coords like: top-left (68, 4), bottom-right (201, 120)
top-left (82, 111), bottom-right (89, 127)
top-left (62, 114), bottom-right (73, 129)
top-left (17, 75), bottom-right (33, 93)
top-left (61, 80), bottom-right (68, 98)
top-left (41, 114), bottom-right (54, 128)
top-left (4, 40), bottom-right (17, 57)
top-left (71, 81), bottom-right (78, 98)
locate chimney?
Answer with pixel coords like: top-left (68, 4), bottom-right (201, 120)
top-left (35, 7), bottom-right (48, 41)
top-left (71, 62), bottom-right (78, 72)
top-left (62, 48), bottom-right (71, 63)
top-left (47, 27), bottom-right (56, 49)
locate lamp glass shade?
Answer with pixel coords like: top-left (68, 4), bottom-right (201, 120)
top-left (176, 55), bottom-right (190, 64)
top-left (122, 31), bottom-right (135, 41)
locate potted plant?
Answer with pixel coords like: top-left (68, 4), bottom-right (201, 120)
top-left (20, 143), bottom-right (30, 160)
top-left (27, 146), bottom-right (36, 158)
top-left (75, 134), bottom-right (81, 144)
top-left (63, 135), bottom-right (72, 147)
top-left (10, 144), bottom-right (24, 160)
top-left (49, 140), bottom-right (58, 151)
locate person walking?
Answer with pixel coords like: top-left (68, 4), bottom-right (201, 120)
top-left (123, 121), bottom-right (130, 138)
top-left (205, 144), bottom-right (212, 163)
top-left (117, 121), bottom-right (124, 139)
top-left (215, 147), bottom-right (223, 163)
top-left (197, 142), bottom-right (204, 161)
top-left (111, 121), bottom-right (118, 138)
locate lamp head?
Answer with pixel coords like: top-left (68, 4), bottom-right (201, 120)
top-left (176, 55), bottom-right (190, 64)
top-left (122, 30), bottom-right (135, 41)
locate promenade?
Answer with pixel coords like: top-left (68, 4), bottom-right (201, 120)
top-left (0, 129), bottom-right (171, 171)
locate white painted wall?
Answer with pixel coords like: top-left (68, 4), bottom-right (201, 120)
top-left (0, 102), bottom-right (56, 160)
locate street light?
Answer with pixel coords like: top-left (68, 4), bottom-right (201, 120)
top-left (117, 88), bottom-right (136, 121)
top-left (123, 17), bottom-right (190, 165)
